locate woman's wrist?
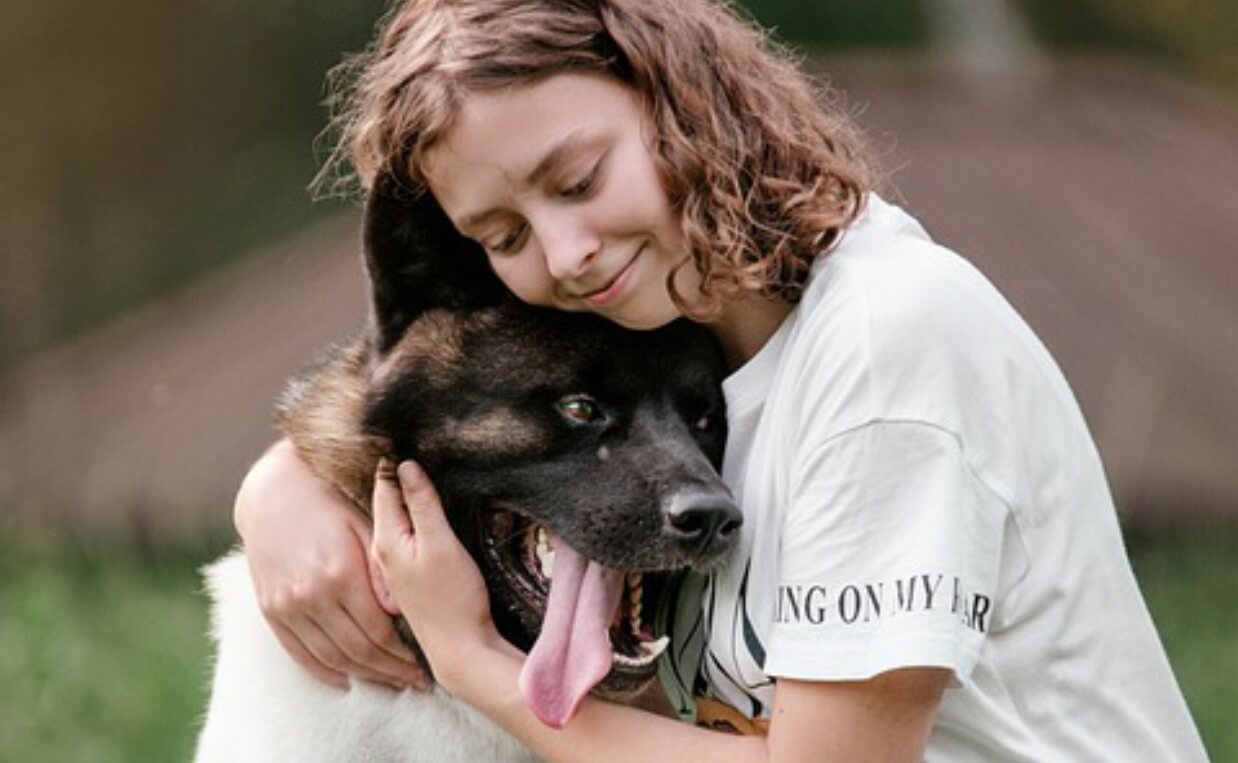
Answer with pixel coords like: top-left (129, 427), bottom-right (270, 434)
top-left (433, 625), bottom-right (519, 698)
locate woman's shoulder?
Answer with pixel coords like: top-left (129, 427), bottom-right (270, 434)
top-left (800, 195), bottom-right (1018, 351)
top-left (778, 195), bottom-right (1060, 430)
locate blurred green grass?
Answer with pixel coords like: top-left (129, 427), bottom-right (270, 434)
top-left (1124, 522), bottom-right (1238, 759)
top-left (0, 525), bottom-right (230, 762)
top-left (0, 520), bottom-right (1233, 761)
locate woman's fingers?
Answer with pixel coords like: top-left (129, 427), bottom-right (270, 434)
top-left (396, 460), bottom-right (450, 543)
top-left (337, 584), bottom-right (432, 690)
top-left (269, 593), bottom-right (427, 690)
top-left (372, 460), bottom-right (416, 564)
top-left (267, 620), bottom-right (349, 689)
top-left (288, 560), bottom-right (426, 688)
top-left (319, 605), bottom-right (424, 689)
top-left (257, 553), bottom-right (427, 689)
top-left (368, 552), bottom-right (401, 615)
top-left (369, 459), bottom-right (500, 693)
top-left (293, 608), bottom-right (418, 690)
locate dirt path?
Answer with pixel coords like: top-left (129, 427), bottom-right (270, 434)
top-left (2, 56), bottom-right (1236, 538)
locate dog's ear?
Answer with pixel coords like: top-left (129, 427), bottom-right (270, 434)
top-left (364, 172), bottom-right (507, 355)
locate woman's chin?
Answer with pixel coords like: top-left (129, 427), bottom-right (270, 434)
top-left (602, 308), bottom-right (683, 332)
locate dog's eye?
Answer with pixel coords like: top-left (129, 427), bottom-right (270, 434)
top-left (694, 415), bottom-right (713, 431)
top-left (557, 395), bottom-right (606, 424)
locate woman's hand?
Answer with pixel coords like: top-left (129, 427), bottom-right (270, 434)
top-left (370, 459), bottom-right (506, 691)
top-left (233, 440), bottom-right (429, 690)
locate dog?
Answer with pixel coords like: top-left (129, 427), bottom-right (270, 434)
top-left (194, 174), bottom-right (742, 762)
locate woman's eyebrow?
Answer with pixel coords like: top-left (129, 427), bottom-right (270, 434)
top-left (524, 128), bottom-right (590, 187)
top-left (458, 128), bottom-right (593, 232)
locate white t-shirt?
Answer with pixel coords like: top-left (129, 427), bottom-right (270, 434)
top-left (658, 195), bottom-right (1206, 761)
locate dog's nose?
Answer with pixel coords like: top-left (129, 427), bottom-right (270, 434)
top-left (664, 492), bottom-right (743, 556)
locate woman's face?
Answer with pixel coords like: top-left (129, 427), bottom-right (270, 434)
top-left (423, 73), bottom-right (699, 330)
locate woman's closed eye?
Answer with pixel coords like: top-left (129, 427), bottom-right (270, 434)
top-left (558, 155), bottom-right (607, 200)
top-left (560, 167), bottom-right (598, 199)
top-left (483, 157), bottom-right (606, 254)
top-left (485, 223), bottom-right (530, 255)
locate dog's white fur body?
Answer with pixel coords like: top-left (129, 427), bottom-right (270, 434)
top-left (195, 551), bottom-right (541, 763)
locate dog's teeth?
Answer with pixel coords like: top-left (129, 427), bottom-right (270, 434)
top-left (612, 652), bottom-right (648, 667)
top-left (640, 635), bottom-right (670, 659)
top-left (625, 572), bottom-right (644, 633)
top-left (611, 636), bottom-right (671, 667)
top-left (535, 532), bottom-right (554, 578)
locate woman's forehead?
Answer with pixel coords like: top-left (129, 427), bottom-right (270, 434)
top-left (429, 74), bottom-right (636, 165)
top-left (421, 74), bottom-right (642, 220)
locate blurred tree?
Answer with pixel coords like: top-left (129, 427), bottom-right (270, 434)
top-left (0, 0), bottom-right (385, 368)
top-left (740, 0), bottom-right (927, 50)
top-left (1019, 0), bottom-right (1237, 91)
top-left (0, 0), bottom-right (927, 370)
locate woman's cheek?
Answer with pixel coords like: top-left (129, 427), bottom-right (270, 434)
top-left (490, 256), bottom-right (552, 308)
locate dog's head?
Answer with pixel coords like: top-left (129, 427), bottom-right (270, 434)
top-left (359, 174), bottom-right (741, 724)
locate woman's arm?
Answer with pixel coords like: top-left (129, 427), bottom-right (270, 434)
top-left (441, 635), bottom-right (946, 763)
top-left (766, 671), bottom-right (948, 761)
top-left (233, 440), bottom-right (428, 689)
top-left (372, 460), bottom-right (947, 762)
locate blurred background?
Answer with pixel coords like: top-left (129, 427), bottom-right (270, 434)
top-left (1, 0), bottom-right (1235, 759)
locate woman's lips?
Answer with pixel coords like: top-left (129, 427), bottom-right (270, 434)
top-left (582, 248), bottom-right (642, 308)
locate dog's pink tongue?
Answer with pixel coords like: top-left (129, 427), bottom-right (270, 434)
top-left (518, 540), bottom-right (623, 729)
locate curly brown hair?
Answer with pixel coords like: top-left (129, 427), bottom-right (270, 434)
top-left (317, 0), bottom-right (875, 315)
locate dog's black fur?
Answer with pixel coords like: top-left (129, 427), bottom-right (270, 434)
top-left (276, 174), bottom-right (740, 699)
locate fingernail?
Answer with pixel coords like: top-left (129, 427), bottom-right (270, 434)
top-left (397, 460), bottom-right (423, 483)
top-left (376, 458), bottom-right (395, 481)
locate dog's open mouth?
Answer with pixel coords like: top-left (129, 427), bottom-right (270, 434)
top-left (482, 509), bottom-right (671, 727)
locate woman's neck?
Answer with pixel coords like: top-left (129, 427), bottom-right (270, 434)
top-left (709, 295), bottom-right (794, 372)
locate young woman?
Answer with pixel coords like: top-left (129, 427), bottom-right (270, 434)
top-left (234, 0), bottom-right (1206, 759)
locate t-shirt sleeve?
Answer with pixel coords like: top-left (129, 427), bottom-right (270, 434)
top-left (763, 420), bottom-right (1007, 686)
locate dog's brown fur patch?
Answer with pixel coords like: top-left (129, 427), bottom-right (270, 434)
top-left (440, 407), bottom-right (544, 455)
top-left (276, 341), bottom-right (386, 512)
top-left (374, 308), bottom-right (504, 390)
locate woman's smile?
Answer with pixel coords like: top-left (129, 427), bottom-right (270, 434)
top-left (579, 246), bottom-right (643, 308)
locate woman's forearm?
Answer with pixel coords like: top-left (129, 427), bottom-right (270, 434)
top-left (443, 637), bottom-right (767, 763)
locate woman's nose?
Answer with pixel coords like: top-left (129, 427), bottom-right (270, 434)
top-left (537, 214), bottom-right (601, 281)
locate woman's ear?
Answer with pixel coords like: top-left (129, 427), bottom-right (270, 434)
top-left (363, 173), bottom-right (507, 355)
